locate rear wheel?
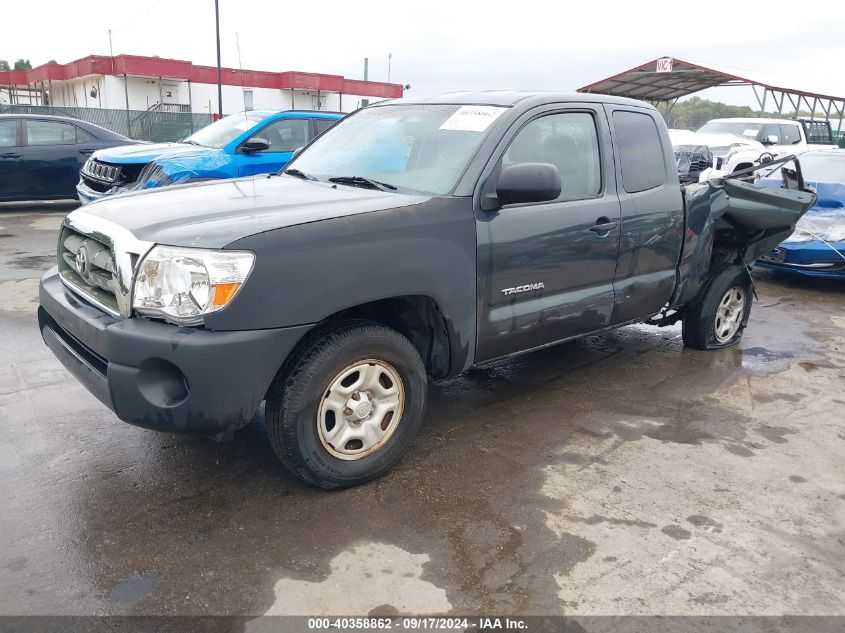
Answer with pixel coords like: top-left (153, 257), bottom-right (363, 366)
top-left (682, 265), bottom-right (753, 350)
top-left (265, 320), bottom-right (427, 489)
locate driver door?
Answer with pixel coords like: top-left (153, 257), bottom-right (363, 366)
top-left (475, 105), bottom-right (622, 362)
top-left (235, 117), bottom-right (310, 176)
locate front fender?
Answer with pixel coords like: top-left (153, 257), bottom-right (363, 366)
top-left (207, 198), bottom-right (479, 373)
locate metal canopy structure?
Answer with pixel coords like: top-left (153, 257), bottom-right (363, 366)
top-left (578, 57), bottom-right (845, 132)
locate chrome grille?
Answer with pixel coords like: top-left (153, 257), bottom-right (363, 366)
top-left (58, 227), bottom-right (119, 314)
top-left (57, 212), bottom-right (155, 318)
top-left (81, 158), bottom-right (122, 184)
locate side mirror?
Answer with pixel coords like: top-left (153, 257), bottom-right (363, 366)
top-left (762, 135), bottom-right (780, 145)
top-left (241, 137), bottom-right (270, 153)
top-left (495, 163), bottom-right (561, 206)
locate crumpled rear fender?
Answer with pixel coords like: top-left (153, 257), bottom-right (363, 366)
top-left (672, 170), bottom-right (817, 308)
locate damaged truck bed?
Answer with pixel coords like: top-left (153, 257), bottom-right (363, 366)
top-left (664, 158), bottom-right (817, 330)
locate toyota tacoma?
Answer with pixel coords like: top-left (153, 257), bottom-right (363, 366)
top-left (39, 92), bottom-right (816, 488)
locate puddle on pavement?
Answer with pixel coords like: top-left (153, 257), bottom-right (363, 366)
top-left (9, 254), bottom-right (54, 270)
top-left (260, 542), bottom-right (451, 616)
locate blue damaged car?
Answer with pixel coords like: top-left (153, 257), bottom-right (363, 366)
top-left (756, 150), bottom-right (845, 279)
top-left (76, 110), bottom-right (343, 204)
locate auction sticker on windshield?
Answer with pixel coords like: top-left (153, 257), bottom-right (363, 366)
top-left (439, 106), bottom-right (507, 132)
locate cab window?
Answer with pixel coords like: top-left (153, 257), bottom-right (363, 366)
top-left (502, 112), bottom-right (601, 200)
top-left (612, 111), bottom-right (666, 193)
top-left (760, 123), bottom-right (781, 144)
top-left (780, 124), bottom-right (801, 145)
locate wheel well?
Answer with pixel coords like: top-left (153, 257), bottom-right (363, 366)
top-left (325, 296), bottom-right (452, 379)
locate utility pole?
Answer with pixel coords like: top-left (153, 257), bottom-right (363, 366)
top-left (108, 29), bottom-right (115, 106)
top-left (364, 58), bottom-right (368, 82)
top-left (387, 49), bottom-right (392, 84)
top-left (214, 0), bottom-right (223, 117)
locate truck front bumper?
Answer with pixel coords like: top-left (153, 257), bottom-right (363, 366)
top-left (38, 269), bottom-right (313, 434)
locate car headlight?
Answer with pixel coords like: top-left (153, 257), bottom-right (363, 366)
top-left (132, 246), bottom-right (255, 326)
top-left (785, 216), bottom-right (845, 244)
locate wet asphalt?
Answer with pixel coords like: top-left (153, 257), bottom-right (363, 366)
top-left (0, 204), bottom-right (843, 618)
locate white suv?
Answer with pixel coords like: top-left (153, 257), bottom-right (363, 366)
top-left (697, 117), bottom-right (837, 156)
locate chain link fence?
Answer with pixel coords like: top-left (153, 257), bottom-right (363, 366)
top-left (0, 105), bottom-right (213, 142)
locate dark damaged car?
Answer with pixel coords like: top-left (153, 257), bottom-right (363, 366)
top-left (39, 92), bottom-right (816, 488)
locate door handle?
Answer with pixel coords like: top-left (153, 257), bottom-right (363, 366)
top-left (589, 219), bottom-right (618, 234)
top-left (0, 152), bottom-right (21, 159)
top-left (79, 149), bottom-right (95, 156)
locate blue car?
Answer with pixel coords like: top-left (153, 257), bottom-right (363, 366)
top-left (76, 110), bottom-right (343, 204)
top-left (756, 150), bottom-right (845, 279)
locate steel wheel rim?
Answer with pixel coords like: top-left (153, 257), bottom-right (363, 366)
top-left (317, 359), bottom-right (405, 461)
top-left (714, 286), bottom-right (746, 343)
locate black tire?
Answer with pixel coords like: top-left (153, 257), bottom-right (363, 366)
top-left (265, 320), bottom-right (427, 489)
top-left (682, 265), bottom-right (753, 350)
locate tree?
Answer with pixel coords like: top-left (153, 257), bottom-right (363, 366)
top-left (656, 96), bottom-right (758, 130)
top-left (13, 59), bottom-right (32, 71)
top-left (47, 59), bottom-right (57, 64)
top-left (0, 60), bottom-right (9, 71)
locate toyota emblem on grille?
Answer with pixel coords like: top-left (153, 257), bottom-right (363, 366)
top-left (75, 246), bottom-right (90, 280)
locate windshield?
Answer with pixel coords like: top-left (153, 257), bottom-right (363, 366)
top-left (696, 121), bottom-right (764, 139)
top-left (184, 112), bottom-right (269, 149)
top-left (765, 154), bottom-right (845, 184)
top-left (289, 104), bottom-right (507, 195)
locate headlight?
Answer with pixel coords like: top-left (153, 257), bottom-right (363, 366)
top-left (132, 246), bottom-right (255, 326)
top-left (784, 216), bottom-right (845, 244)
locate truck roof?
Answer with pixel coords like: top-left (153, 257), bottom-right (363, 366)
top-left (387, 90), bottom-right (656, 110)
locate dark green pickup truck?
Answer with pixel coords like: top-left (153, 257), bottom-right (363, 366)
top-left (39, 91), bottom-right (816, 488)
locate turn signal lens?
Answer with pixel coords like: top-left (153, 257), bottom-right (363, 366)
top-left (212, 282), bottom-right (242, 307)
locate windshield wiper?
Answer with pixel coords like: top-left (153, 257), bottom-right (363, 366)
top-left (328, 176), bottom-right (397, 192)
top-left (283, 168), bottom-right (318, 181)
top-left (182, 140), bottom-right (203, 146)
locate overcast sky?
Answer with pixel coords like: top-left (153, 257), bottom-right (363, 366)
top-left (3, 0), bottom-right (843, 109)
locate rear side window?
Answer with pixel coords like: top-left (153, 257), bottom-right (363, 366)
top-left (612, 111), bottom-right (666, 193)
top-left (75, 127), bottom-right (96, 143)
top-left (26, 120), bottom-right (77, 145)
top-left (313, 118), bottom-right (337, 135)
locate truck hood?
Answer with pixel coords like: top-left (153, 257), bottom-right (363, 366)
top-left (94, 142), bottom-right (222, 164)
top-left (75, 175), bottom-right (431, 248)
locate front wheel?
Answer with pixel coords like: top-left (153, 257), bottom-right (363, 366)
top-left (682, 265), bottom-right (753, 350)
top-left (265, 320), bottom-right (427, 489)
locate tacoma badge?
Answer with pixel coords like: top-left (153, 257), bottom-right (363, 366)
top-left (502, 282), bottom-right (544, 296)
